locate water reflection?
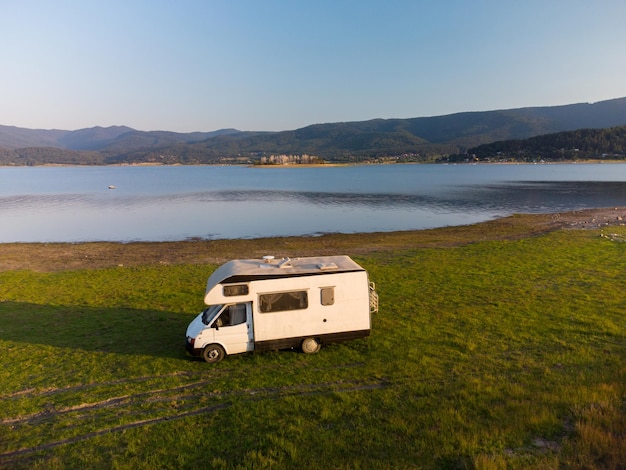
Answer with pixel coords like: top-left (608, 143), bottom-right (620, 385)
top-left (463, 181), bottom-right (626, 213)
top-left (1, 165), bottom-right (626, 242)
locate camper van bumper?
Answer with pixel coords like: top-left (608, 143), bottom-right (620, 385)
top-left (185, 337), bottom-right (202, 357)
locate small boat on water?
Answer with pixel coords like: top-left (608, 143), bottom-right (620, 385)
top-left (108, 185), bottom-right (116, 189)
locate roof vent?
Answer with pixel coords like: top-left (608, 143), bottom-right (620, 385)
top-left (262, 255), bottom-right (275, 264)
top-left (318, 262), bottom-right (338, 271)
top-left (278, 257), bottom-right (292, 268)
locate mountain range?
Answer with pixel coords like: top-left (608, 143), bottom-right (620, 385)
top-left (2, 97), bottom-right (626, 165)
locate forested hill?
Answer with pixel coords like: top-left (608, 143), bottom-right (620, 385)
top-left (2, 97), bottom-right (626, 165)
top-left (446, 126), bottom-right (626, 163)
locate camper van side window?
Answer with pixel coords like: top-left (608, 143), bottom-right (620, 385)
top-left (320, 287), bottom-right (334, 306)
top-left (223, 284), bottom-right (249, 297)
top-left (215, 303), bottom-right (247, 327)
top-left (259, 290), bottom-right (308, 313)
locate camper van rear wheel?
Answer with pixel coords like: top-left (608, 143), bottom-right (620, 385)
top-left (202, 344), bottom-right (225, 363)
top-left (301, 337), bottom-right (321, 354)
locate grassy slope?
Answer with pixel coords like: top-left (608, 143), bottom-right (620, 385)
top-left (0, 222), bottom-right (624, 468)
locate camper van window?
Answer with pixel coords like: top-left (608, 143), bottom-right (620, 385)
top-left (223, 284), bottom-right (249, 297)
top-left (215, 303), bottom-right (247, 327)
top-left (202, 304), bottom-right (223, 325)
top-left (320, 287), bottom-right (335, 306)
top-left (259, 290), bottom-right (308, 313)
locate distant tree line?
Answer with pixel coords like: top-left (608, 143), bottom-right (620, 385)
top-left (443, 126), bottom-right (626, 163)
top-left (0, 147), bottom-right (105, 166)
top-left (3, 125), bottom-right (626, 166)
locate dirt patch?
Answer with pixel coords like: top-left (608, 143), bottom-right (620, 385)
top-left (1, 207), bottom-right (625, 272)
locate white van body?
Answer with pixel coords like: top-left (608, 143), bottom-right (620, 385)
top-left (185, 255), bottom-right (378, 362)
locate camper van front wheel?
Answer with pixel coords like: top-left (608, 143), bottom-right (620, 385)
top-left (202, 344), bottom-right (226, 363)
top-left (301, 337), bottom-right (321, 354)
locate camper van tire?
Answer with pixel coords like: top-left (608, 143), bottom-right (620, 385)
top-left (301, 337), bottom-right (321, 354)
top-left (202, 344), bottom-right (226, 363)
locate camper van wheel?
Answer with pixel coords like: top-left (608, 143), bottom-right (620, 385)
top-left (202, 344), bottom-right (225, 363)
top-left (301, 337), bottom-right (321, 354)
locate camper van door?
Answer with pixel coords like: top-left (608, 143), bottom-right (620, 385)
top-left (212, 302), bottom-right (254, 354)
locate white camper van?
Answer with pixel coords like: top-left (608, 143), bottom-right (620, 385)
top-left (185, 255), bottom-right (378, 363)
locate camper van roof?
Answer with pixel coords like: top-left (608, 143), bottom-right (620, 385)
top-left (206, 255), bottom-right (364, 291)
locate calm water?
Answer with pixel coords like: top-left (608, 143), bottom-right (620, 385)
top-left (1, 163), bottom-right (626, 242)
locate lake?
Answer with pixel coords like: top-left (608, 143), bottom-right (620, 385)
top-left (1, 163), bottom-right (626, 243)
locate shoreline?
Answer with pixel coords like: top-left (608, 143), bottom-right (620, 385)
top-left (1, 160), bottom-right (626, 169)
top-left (1, 207), bottom-right (624, 272)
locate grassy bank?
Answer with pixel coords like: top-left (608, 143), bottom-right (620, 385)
top-left (0, 215), bottom-right (625, 468)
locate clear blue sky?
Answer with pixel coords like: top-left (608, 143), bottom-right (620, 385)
top-left (2, 0), bottom-right (626, 132)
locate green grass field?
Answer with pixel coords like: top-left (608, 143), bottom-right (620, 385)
top-left (0, 226), bottom-right (624, 469)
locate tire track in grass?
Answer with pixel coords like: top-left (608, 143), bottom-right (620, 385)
top-left (0, 379), bottom-right (218, 426)
top-left (0, 377), bottom-right (388, 461)
top-left (0, 362), bottom-right (365, 401)
top-left (2, 376), bottom-right (385, 427)
top-left (0, 371), bottom-right (201, 400)
top-left (1, 361), bottom-right (367, 426)
top-left (0, 403), bottom-right (232, 460)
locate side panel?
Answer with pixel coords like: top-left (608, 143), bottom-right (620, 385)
top-left (251, 271), bottom-right (371, 345)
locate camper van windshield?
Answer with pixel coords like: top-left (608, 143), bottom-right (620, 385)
top-left (201, 304), bottom-right (223, 325)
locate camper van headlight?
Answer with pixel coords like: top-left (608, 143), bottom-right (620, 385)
top-left (187, 336), bottom-right (195, 347)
